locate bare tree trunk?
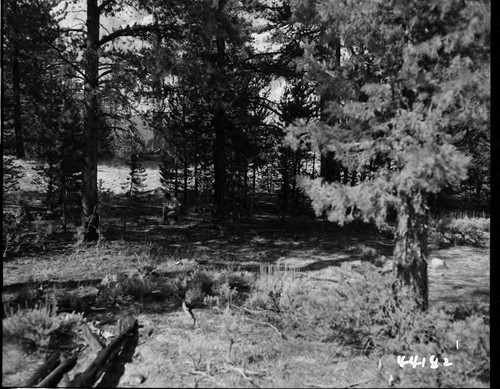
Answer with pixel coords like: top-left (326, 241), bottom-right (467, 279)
top-left (11, 0), bottom-right (24, 158)
top-left (213, 109), bottom-right (227, 219)
top-left (350, 170), bottom-right (358, 186)
top-left (342, 167), bottom-right (349, 185)
top-left (82, 0), bottom-right (100, 241)
top-left (243, 162), bottom-right (249, 215)
top-left (183, 151), bottom-right (188, 206)
top-left (251, 159), bottom-right (256, 215)
top-left (174, 159), bottom-right (179, 197)
top-left (311, 152), bottom-right (316, 178)
top-left (213, 0), bottom-right (228, 220)
top-left (393, 199), bottom-right (429, 311)
top-left (62, 178), bottom-right (67, 232)
top-left (194, 153), bottom-right (199, 200)
top-left (280, 148), bottom-right (290, 222)
top-left (291, 151), bottom-right (298, 208)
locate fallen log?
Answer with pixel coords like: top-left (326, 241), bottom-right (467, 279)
top-left (24, 352), bottom-right (60, 387)
top-left (69, 317), bottom-right (138, 387)
top-left (35, 353), bottom-right (78, 388)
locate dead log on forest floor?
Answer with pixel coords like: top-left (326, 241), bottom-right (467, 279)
top-left (24, 352), bottom-right (61, 387)
top-left (69, 317), bottom-right (138, 387)
top-left (35, 353), bottom-right (78, 388)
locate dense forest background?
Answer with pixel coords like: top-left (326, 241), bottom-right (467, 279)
top-left (3, 0), bottom-right (489, 219)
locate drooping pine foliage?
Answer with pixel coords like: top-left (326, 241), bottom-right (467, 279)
top-left (284, 0), bottom-right (490, 309)
top-left (286, 0), bottom-right (488, 227)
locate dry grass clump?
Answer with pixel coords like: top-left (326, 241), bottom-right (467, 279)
top-left (3, 299), bottom-right (84, 350)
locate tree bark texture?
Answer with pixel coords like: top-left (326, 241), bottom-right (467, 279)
top-left (393, 200), bottom-right (429, 311)
top-left (213, 109), bottom-right (227, 218)
top-left (183, 151), bottom-right (188, 206)
top-left (212, 0), bottom-right (228, 219)
top-left (11, 0), bottom-right (25, 158)
top-left (82, 0), bottom-right (100, 241)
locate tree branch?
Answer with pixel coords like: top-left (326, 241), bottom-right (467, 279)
top-left (98, 0), bottom-right (116, 13)
top-left (98, 69), bottom-right (114, 79)
top-left (46, 42), bottom-right (86, 80)
top-left (98, 24), bottom-right (181, 47)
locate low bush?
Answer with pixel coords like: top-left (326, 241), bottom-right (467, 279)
top-left (3, 299), bottom-right (84, 351)
top-left (429, 216), bottom-right (490, 248)
top-left (96, 272), bottom-right (181, 307)
top-left (96, 268), bottom-right (254, 310)
top-left (207, 270), bottom-right (254, 308)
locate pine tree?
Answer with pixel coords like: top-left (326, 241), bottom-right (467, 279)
top-left (33, 80), bottom-right (83, 232)
top-left (284, 0), bottom-right (489, 310)
top-left (2, 0), bottom-right (60, 158)
top-left (126, 152), bottom-right (148, 198)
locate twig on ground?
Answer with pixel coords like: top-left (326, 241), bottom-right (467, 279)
top-left (225, 364), bottom-right (261, 388)
top-left (243, 315), bottom-right (287, 339)
top-left (182, 300), bottom-right (196, 327)
top-left (345, 377), bottom-right (374, 387)
top-left (232, 305), bottom-right (287, 339)
top-left (303, 382), bottom-right (331, 388)
top-left (189, 362), bottom-right (225, 388)
top-left (307, 276), bottom-right (340, 283)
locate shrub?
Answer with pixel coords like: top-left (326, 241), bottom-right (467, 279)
top-left (389, 309), bottom-right (490, 387)
top-left (3, 300), bottom-right (84, 351)
top-left (3, 157), bottom-right (27, 258)
top-left (430, 216), bottom-right (490, 248)
top-left (206, 270), bottom-right (254, 308)
top-left (96, 272), bottom-right (180, 307)
top-left (358, 246), bottom-right (379, 261)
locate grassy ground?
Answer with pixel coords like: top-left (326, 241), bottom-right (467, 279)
top-left (2, 159), bottom-right (490, 388)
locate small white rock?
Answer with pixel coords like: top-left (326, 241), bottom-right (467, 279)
top-left (122, 373), bottom-right (146, 386)
top-left (430, 257), bottom-right (448, 269)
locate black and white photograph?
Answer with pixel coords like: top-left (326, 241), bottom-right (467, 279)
top-left (2, 0), bottom-right (490, 387)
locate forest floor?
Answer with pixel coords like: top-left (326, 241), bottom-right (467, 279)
top-left (2, 159), bottom-right (490, 388)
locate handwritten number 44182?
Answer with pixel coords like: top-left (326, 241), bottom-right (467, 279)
top-left (397, 355), bottom-right (453, 369)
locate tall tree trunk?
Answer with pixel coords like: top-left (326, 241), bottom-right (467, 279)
top-left (393, 198), bottom-right (429, 311)
top-left (82, 0), bottom-right (100, 241)
top-left (243, 162), bottom-right (249, 215)
top-left (342, 167), bottom-right (349, 185)
top-left (350, 170), bottom-right (358, 186)
top-left (319, 37), bottom-right (342, 184)
top-left (194, 157), bottom-right (199, 200)
top-left (251, 159), bottom-right (256, 215)
top-left (213, 0), bottom-right (228, 220)
top-left (174, 159), bottom-right (179, 197)
top-left (280, 148), bottom-right (290, 222)
top-left (183, 151), bottom-right (188, 206)
top-left (311, 152), bottom-right (316, 178)
top-left (11, 0), bottom-right (24, 159)
top-left (213, 109), bottom-right (227, 219)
